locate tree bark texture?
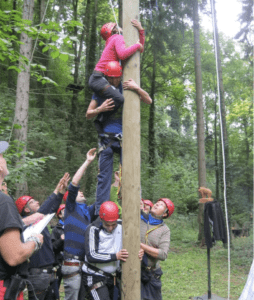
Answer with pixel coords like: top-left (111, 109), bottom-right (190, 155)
top-left (211, 0), bottom-right (232, 219)
top-left (14, 0), bottom-right (35, 197)
top-left (121, 0), bottom-right (141, 298)
top-left (193, 0), bottom-right (207, 244)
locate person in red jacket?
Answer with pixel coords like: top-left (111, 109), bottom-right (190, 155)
top-left (88, 19), bottom-right (145, 123)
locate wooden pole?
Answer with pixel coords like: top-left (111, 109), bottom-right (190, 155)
top-left (121, 0), bottom-right (141, 299)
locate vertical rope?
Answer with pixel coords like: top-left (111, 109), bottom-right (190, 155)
top-left (210, 0), bottom-right (231, 299)
top-left (30, 0), bottom-right (51, 63)
top-left (108, 0), bottom-right (121, 35)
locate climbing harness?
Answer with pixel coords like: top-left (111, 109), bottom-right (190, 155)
top-left (98, 132), bottom-right (122, 154)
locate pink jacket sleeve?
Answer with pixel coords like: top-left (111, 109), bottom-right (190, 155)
top-left (139, 29), bottom-right (145, 53)
top-left (114, 35), bottom-right (141, 60)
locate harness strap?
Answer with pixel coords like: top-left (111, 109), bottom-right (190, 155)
top-left (84, 261), bottom-right (116, 278)
top-left (145, 224), bottom-right (162, 244)
top-left (98, 133), bottom-right (122, 154)
top-left (62, 270), bottom-right (80, 279)
top-left (90, 281), bottom-right (104, 291)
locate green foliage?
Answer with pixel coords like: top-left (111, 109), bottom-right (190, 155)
top-left (161, 215), bottom-right (253, 299)
top-left (0, 0), bottom-right (252, 222)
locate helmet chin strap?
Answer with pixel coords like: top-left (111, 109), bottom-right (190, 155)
top-left (25, 203), bottom-right (34, 215)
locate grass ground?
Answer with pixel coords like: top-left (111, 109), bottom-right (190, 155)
top-left (24, 214), bottom-right (253, 299)
top-left (161, 214), bottom-right (253, 300)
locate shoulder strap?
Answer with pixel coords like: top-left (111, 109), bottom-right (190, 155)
top-left (145, 224), bottom-right (163, 244)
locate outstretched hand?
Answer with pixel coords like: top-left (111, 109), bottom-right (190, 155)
top-left (123, 79), bottom-right (139, 92)
top-left (55, 172), bottom-right (71, 194)
top-left (116, 249), bottom-right (129, 262)
top-left (139, 248), bottom-right (144, 261)
top-left (86, 148), bottom-right (97, 163)
top-left (100, 98), bottom-right (115, 112)
top-left (131, 19), bottom-right (143, 31)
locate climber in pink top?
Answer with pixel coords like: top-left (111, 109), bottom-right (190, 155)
top-left (89, 19), bottom-right (145, 125)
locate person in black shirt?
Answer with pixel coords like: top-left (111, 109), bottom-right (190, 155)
top-left (51, 204), bottom-right (65, 291)
top-left (0, 141), bottom-right (43, 299)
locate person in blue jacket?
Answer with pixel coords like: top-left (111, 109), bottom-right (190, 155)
top-left (15, 172), bottom-right (70, 300)
top-left (62, 148), bottom-right (97, 300)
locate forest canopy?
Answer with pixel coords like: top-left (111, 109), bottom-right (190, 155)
top-left (0, 0), bottom-right (253, 235)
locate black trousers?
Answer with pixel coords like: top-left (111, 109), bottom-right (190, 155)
top-left (27, 273), bottom-right (57, 300)
top-left (81, 272), bottom-right (120, 300)
top-left (89, 72), bottom-right (124, 120)
top-left (141, 268), bottom-right (163, 300)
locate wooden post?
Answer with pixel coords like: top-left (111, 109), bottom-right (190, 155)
top-left (121, 0), bottom-right (141, 299)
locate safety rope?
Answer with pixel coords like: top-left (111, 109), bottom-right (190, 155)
top-left (30, 0), bottom-right (51, 63)
top-left (145, 224), bottom-right (162, 244)
top-left (210, 0), bottom-right (231, 299)
top-left (108, 0), bottom-right (121, 35)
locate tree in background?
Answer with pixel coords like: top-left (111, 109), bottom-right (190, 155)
top-left (192, 0), bottom-right (207, 245)
top-left (14, 0), bottom-right (35, 198)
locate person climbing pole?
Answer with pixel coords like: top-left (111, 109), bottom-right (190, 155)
top-left (86, 61), bottom-right (152, 215)
top-left (88, 20), bottom-right (145, 123)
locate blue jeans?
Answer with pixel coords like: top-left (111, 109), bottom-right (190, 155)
top-left (95, 139), bottom-right (122, 215)
top-left (62, 265), bottom-right (82, 300)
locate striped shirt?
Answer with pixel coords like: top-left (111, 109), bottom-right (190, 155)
top-left (64, 183), bottom-right (95, 259)
top-left (83, 218), bottom-right (122, 275)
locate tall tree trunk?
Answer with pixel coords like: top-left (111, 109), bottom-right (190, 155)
top-left (193, 0), bottom-right (207, 245)
top-left (211, 0), bottom-right (232, 220)
top-left (14, 0), bottom-right (35, 198)
top-left (84, 0), bottom-right (92, 86)
top-left (83, 0), bottom-right (98, 196)
top-left (66, 0), bottom-right (86, 163)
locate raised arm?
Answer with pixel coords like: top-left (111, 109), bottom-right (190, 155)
top-left (53, 172), bottom-right (70, 195)
top-left (72, 148), bottom-right (97, 186)
top-left (39, 173), bottom-right (70, 214)
top-left (131, 19), bottom-right (145, 52)
top-left (123, 79), bottom-right (152, 105)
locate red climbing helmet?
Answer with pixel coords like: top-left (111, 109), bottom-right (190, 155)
top-left (57, 204), bottom-right (65, 217)
top-left (104, 61), bottom-right (122, 77)
top-left (157, 198), bottom-right (174, 218)
top-left (99, 201), bottom-right (119, 222)
top-left (143, 199), bottom-right (153, 207)
top-left (16, 195), bottom-right (33, 214)
top-left (63, 191), bottom-right (68, 202)
top-left (100, 22), bottom-right (116, 41)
